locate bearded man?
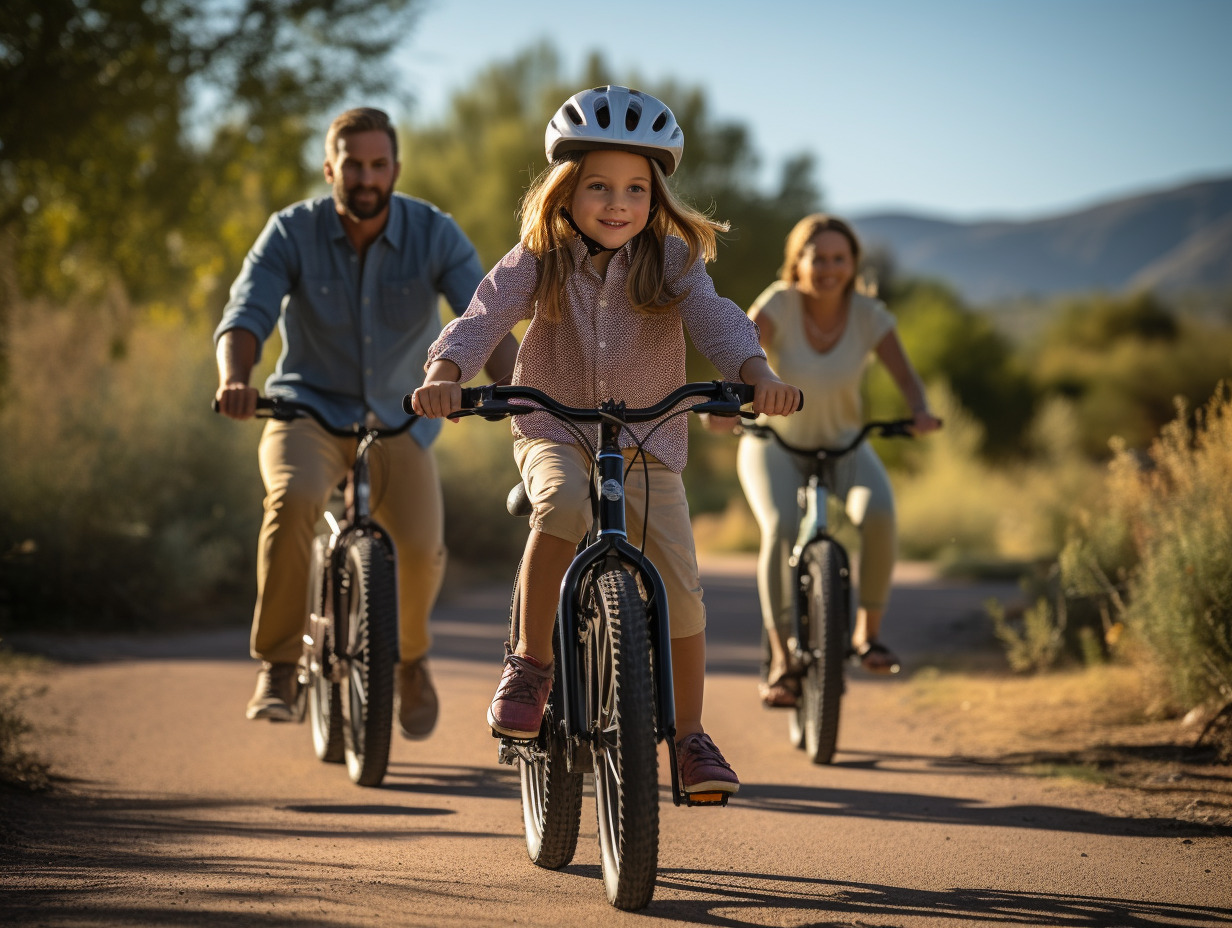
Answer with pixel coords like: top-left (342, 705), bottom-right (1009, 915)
top-left (214, 107), bottom-right (515, 736)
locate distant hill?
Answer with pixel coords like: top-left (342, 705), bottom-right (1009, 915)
top-left (850, 176), bottom-right (1232, 305)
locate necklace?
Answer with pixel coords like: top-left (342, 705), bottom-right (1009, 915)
top-left (802, 303), bottom-right (847, 349)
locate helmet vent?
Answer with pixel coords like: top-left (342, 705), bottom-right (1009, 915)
top-left (595, 103), bottom-right (610, 129)
top-left (651, 112), bottom-right (667, 133)
top-left (564, 104), bottom-right (583, 126)
top-left (625, 106), bottom-right (641, 132)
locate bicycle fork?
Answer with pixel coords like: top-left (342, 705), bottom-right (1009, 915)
top-left (789, 476), bottom-right (830, 667)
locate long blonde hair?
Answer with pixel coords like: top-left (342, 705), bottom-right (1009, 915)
top-left (518, 152), bottom-right (728, 321)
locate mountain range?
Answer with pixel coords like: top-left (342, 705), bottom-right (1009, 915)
top-left (849, 175), bottom-right (1232, 305)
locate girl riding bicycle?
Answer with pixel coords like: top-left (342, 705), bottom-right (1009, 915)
top-left (721, 214), bottom-right (941, 708)
top-left (412, 85), bottom-right (800, 796)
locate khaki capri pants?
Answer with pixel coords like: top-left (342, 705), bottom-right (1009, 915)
top-left (737, 432), bottom-right (896, 643)
top-left (513, 438), bottom-right (707, 638)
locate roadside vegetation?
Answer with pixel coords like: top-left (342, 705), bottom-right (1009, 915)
top-left (0, 648), bottom-right (50, 792)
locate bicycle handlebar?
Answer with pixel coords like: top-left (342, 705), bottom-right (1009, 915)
top-left (743, 418), bottom-right (922, 459)
top-left (402, 380), bottom-right (782, 424)
top-left (212, 396), bottom-right (418, 438)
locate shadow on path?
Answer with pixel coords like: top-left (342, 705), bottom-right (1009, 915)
top-left (644, 868), bottom-right (1232, 928)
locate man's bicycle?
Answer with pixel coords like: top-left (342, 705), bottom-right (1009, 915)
top-left (743, 419), bottom-right (917, 765)
top-left (408, 381), bottom-right (753, 910)
top-left (218, 396), bottom-right (412, 787)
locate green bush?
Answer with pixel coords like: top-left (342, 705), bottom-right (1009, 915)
top-left (1030, 295), bottom-right (1232, 457)
top-left (997, 385), bottom-right (1232, 713)
top-left (0, 303), bottom-right (262, 630)
top-left (1111, 387), bottom-right (1232, 709)
top-left (434, 415), bottom-right (527, 580)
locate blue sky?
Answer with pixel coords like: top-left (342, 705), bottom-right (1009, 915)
top-left (389, 0), bottom-right (1231, 221)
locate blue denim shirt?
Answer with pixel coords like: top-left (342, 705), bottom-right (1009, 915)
top-left (214, 193), bottom-right (484, 446)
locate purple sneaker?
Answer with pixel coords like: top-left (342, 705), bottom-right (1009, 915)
top-left (676, 732), bottom-right (740, 795)
top-left (487, 646), bottom-right (553, 740)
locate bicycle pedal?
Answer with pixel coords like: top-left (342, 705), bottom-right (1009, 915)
top-left (496, 739), bottom-right (518, 766)
top-left (684, 791), bottom-right (730, 807)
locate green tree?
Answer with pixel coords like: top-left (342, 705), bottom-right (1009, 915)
top-left (1030, 292), bottom-right (1232, 456)
top-left (866, 277), bottom-right (1036, 459)
top-left (0, 0), bottom-right (424, 382)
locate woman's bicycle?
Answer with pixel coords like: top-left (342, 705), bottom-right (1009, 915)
top-left (406, 380), bottom-right (753, 910)
top-left (217, 396), bottom-right (412, 787)
top-left (743, 419), bottom-right (917, 765)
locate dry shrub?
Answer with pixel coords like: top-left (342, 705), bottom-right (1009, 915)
top-left (889, 384), bottom-right (1003, 564)
top-left (895, 384), bottom-right (1103, 573)
top-left (0, 674), bottom-right (50, 791)
top-left (0, 301), bottom-right (262, 629)
top-left (996, 384), bottom-right (1232, 722)
top-left (1110, 385), bottom-right (1232, 711)
top-left (433, 415), bottom-right (527, 579)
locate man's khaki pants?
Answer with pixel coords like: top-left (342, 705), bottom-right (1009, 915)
top-left (252, 417), bottom-right (446, 665)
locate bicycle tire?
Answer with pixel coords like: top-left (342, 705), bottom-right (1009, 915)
top-left (306, 535), bottom-right (344, 762)
top-left (339, 533), bottom-right (397, 787)
top-left (584, 566), bottom-right (659, 911)
top-left (510, 559), bottom-right (583, 869)
top-left (797, 540), bottom-right (849, 765)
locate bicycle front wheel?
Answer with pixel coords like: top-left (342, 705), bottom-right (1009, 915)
top-left (584, 566), bottom-right (658, 911)
top-left (306, 535), bottom-right (344, 762)
top-left (796, 540), bottom-right (849, 765)
top-left (338, 533), bottom-right (397, 787)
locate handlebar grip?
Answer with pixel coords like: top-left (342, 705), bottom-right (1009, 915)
top-left (729, 383), bottom-right (804, 410)
top-left (212, 396), bottom-right (277, 414)
top-left (402, 387), bottom-right (487, 415)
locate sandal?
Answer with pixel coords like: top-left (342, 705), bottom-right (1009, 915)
top-left (758, 672), bottom-right (802, 708)
top-left (853, 639), bottom-right (901, 675)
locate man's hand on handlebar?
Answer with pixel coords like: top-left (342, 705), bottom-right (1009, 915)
top-left (214, 383), bottom-right (259, 420)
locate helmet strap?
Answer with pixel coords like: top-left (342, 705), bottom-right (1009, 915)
top-left (560, 208), bottom-right (618, 257)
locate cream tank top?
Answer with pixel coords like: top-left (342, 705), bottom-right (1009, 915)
top-left (750, 282), bottom-right (896, 447)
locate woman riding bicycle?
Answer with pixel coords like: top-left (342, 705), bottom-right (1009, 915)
top-left (721, 214), bottom-right (940, 707)
top-left (411, 85), bottom-right (800, 796)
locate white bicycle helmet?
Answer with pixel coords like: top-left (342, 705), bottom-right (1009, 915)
top-left (545, 85), bottom-right (684, 176)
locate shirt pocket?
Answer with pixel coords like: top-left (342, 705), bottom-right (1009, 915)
top-left (296, 277), bottom-right (353, 337)
top-left (380, 280), bottom-right (435, 339)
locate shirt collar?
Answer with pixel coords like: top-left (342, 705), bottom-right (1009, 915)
top-left (325, 193), bottom-right (403, 249)
top-left (567, 232), bottom-right (631, 267)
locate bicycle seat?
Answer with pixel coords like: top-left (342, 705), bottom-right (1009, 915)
top-left (506, 482), bottom-right (532, 517)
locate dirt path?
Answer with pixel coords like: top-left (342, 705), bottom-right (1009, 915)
top-left (3, 558), bottom-right (1230, 927)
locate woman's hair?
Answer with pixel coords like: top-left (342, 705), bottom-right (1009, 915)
top-left (779, 213), bottom-right (865, 299)
top-left (518, 151), bottom-right (728, 321)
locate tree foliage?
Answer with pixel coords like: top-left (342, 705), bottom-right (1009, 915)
top-left (0, 0), bottom-right (424, 371)
top-left (865, 276), bottom-right (1036, 459)
top-left (1029, 292), bottom-right (1232, 456)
